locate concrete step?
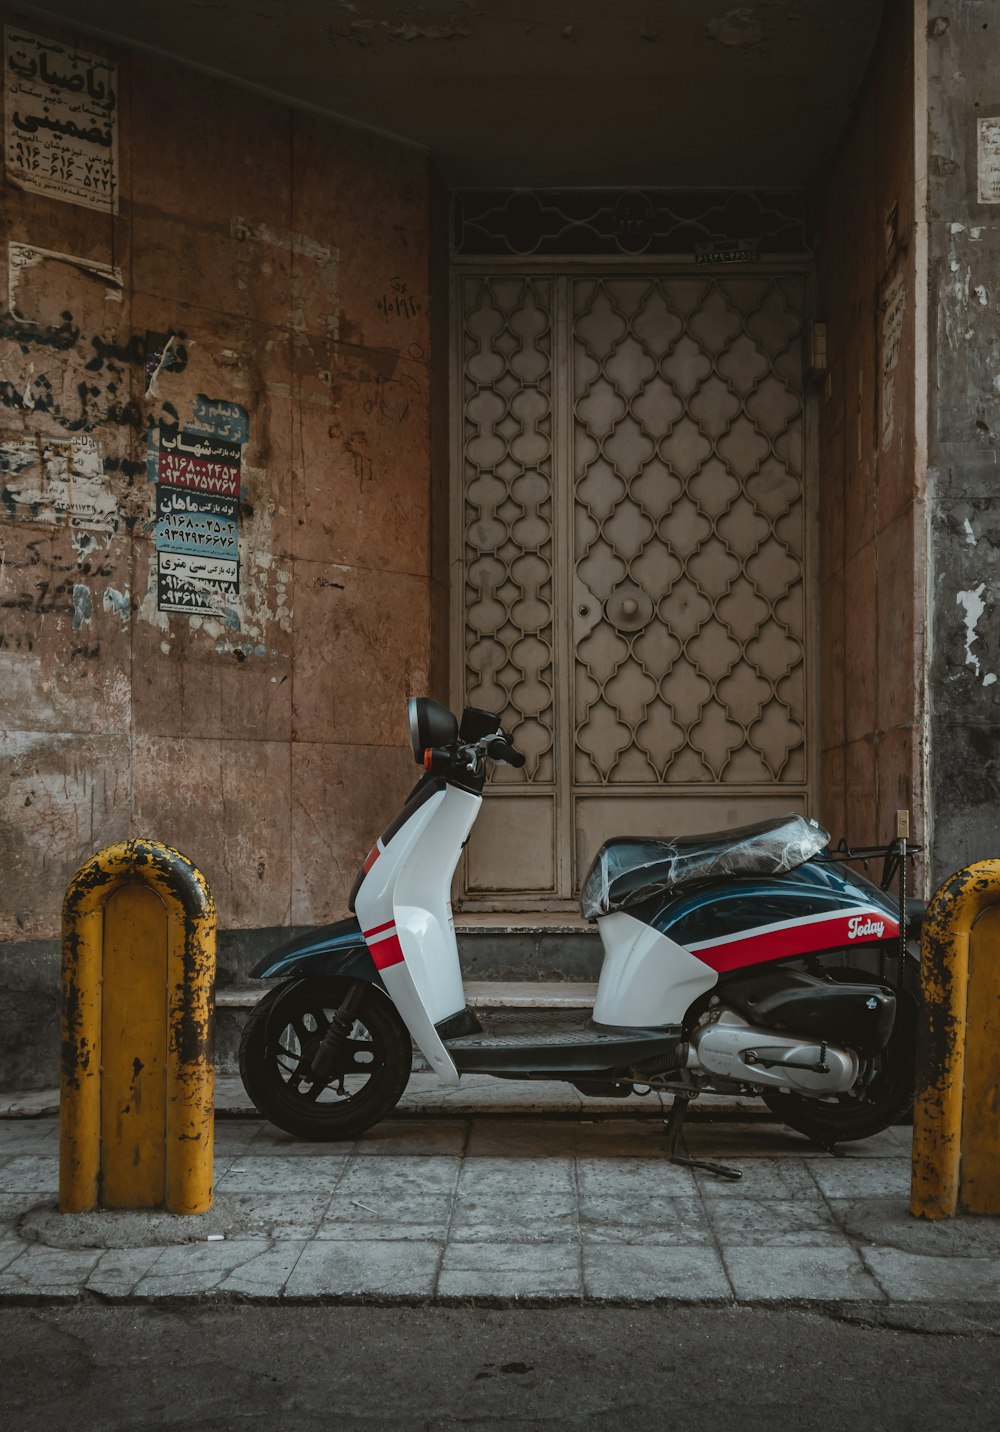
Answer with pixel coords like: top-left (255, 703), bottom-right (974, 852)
top-left (215, 980), bottom-right (598, 1010)
top-left (211, 917), bottom-right (600, 989)
top-left (455, 915), bottom-right (601, 982)
top-left (1, 915), bottom-right (603, 1091)
top-left (214, 980), bottom-right (600, 1074)
top-left (211, 913), bottom-right (602, 1076)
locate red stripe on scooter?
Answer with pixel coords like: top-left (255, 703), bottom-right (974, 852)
top-left (369, 932), bottom-right (405, 969)
top-left (364, 918), bottom-right (396, 939)
top-left (694, 913), bottom-right (900, 973)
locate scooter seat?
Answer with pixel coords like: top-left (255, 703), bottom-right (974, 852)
top-left (580, 813), bottom-right (829, 919)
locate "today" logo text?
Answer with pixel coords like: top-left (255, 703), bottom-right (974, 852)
top-left (847, 915), bottom-right (886, 940)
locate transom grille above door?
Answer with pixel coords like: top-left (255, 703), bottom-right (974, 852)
top-left (455, 271), bottom-right (811, 908)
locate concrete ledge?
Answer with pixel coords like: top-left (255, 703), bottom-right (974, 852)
top-left (455, 913), bottom-right (594, 933)
top-left (213, 982), bottom-right (603, 1076)
top-left (0, 926), bottom-right (604, 1088)
top-left (215, 980), bottom-right (600, 1009)
top-left (1, 1073), bottom-right (772, 1123)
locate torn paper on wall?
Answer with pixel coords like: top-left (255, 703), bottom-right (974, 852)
top-left (879, 272), bottom-right (906, 452)
top-left (977, 117), bottom-right (1000, 204)
top-left (0, 432), bottom-right (117, 530)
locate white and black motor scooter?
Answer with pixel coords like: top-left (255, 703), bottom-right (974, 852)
top-left (239, 699), bottom-right (919, 1170)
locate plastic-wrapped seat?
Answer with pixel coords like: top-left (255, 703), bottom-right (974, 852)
top-left (579, 814), bottom-right (829, 920)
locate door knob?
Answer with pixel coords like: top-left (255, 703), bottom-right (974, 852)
top-left (605, 586), bottom-right (653, 631)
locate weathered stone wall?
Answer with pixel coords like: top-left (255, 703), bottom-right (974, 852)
top-left (925, 3), bottom-right (1000, 886)
top-left (816, 0), bottom-right (926, 864)
top-left (0, 14), bottom-right (439, 1080)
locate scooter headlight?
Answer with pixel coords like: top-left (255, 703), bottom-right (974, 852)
top-left (407, 696), bottom-right (458, 764)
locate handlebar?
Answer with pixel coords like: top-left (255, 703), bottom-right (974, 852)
top-left (488, 736), bottom-right (525, 768)
top-left (445, 731), bottom-right (526, 777)
top-left (416, 702), bottom-right (526, 779)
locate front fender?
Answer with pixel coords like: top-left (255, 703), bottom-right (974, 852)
top-left (249, 915), bottom-right (385, 988)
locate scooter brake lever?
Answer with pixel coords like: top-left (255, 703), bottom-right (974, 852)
top-left (462, 742), bottom-right (485, 776)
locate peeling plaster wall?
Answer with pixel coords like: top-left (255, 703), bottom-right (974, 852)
top-left (926, 3), bottom-right (1000, 884)
top-left (0, 12), bottom-right (439, 1074)
top-left (816, 0), bottom-right (926, 867)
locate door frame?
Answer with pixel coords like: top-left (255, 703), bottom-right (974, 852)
top-left (450, 256), bottom-right (820, 912)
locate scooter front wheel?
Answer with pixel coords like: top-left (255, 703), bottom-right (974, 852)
top-left (239, 979), bottom-right (412, 1141)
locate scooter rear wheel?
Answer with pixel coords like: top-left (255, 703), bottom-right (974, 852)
top-left (760, 986), bottom-right (915, 1144)
top-left (239, 979), bottom-right (412, 1141)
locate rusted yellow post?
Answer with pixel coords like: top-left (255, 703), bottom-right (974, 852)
top-left (60, 841), bottom-right (216, 1215)
top-left (911, 860), bottom-right (1000, 1219)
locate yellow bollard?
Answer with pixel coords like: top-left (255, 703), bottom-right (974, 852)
top-left (910, 860), bottom-right (1000, 1219)
top-left (60, 841), bottom-right (216, 1215)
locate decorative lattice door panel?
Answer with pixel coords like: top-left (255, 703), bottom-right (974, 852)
top-left (456, 272), bottom-right (810, 907)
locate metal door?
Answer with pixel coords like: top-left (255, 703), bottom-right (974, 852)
top-left (455, 272), bottom-right (810, 908)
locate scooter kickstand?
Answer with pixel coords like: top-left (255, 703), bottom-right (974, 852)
top-left (662, 1095), bottom-right (743, 1182)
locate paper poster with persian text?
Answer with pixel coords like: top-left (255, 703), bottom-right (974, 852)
top-left (157, 553), bottom-right (241, 616)
top-left (150, 396), bottom-right (249, 616)
top-left (4, 28), bottom-right (118, 212)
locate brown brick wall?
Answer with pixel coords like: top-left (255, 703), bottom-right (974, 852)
top-left (0, 16), bottom-right (438, 938)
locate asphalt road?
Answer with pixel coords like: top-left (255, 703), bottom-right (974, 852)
top-left (3, 1304), bottom-right (999, 1431)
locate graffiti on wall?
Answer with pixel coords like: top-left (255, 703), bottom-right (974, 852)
top-left (0, 254), bottom-right (263, 632)
top-left (4, 28), bottom-right (118, 213)
top-left (0, 315), bottom-right (188, 531)
top-left (1, 306), bottom-right (186, 431)
top-left (149, 397), bottom-right (248, 616)
top-left (376, 277), bottom-right (423, 322)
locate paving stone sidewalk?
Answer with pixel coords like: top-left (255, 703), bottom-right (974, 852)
top-left (2, 1082), bottom-right (999, 1309)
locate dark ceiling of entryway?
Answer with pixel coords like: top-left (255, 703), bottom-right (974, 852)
top-left (14, 1), bottom-right (885, 186)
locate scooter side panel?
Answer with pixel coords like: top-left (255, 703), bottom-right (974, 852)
top-left (593, 911), bottom-right (718, 1027)
top-left (393, 785), bottom-right (481, 1025)
top-left (355, 785), bottom-right (480, 1087)
top-left (687, 906), bottom-right (900, 973)
top-left (379, 960), bottom-right (462, 1086)
top-left (648, 862), bottom-right (901, 973)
